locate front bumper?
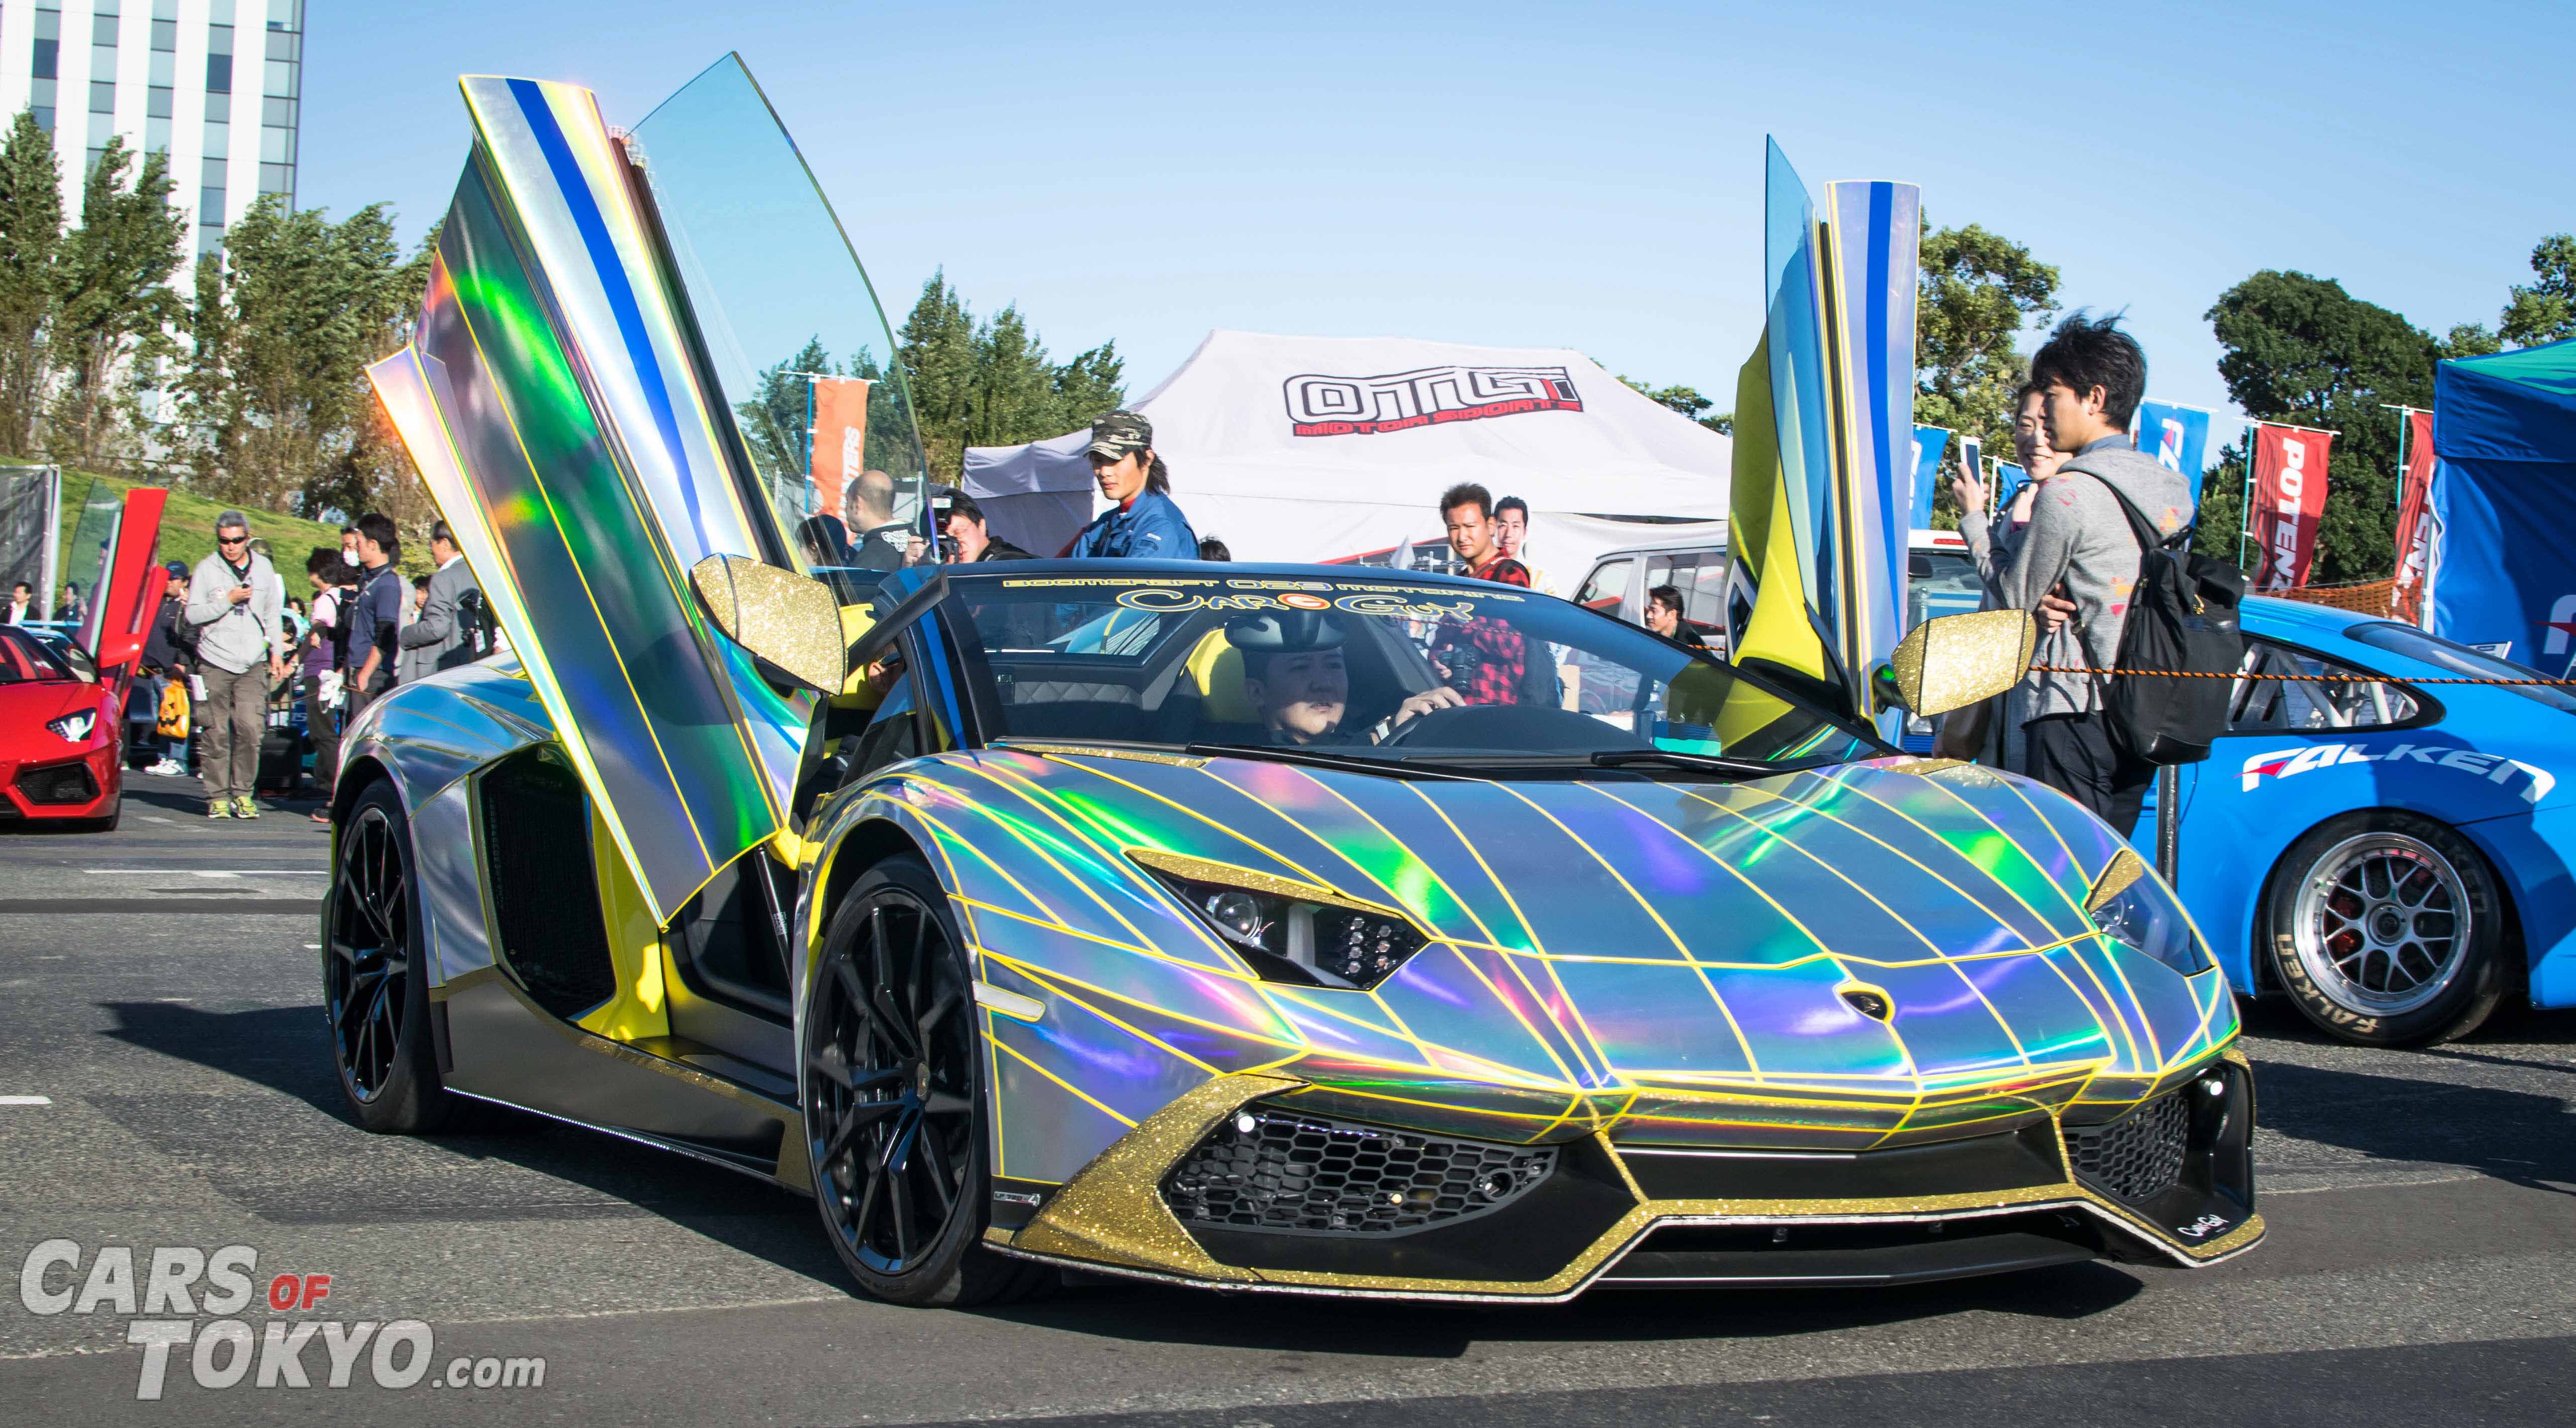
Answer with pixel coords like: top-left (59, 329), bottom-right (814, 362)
top-left (985, 1053), bottom-right (2261, 1301)
top-left (0, 744), bottom-right (119, 821)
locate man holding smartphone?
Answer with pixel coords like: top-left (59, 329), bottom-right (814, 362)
top-left (183, 511), bottom-right (288, 818)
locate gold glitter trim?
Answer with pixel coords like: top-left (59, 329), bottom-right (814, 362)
top-left (1886, 609), bottom-right (2036, 718)
top-left (1007, 741), bottom-right (1211, 769)
top-left (1006, 1072), bottom-right (1299, 1281)
top-left (2088, 847), bottom-right (2149, 911)
top-left (1008, 1092), bottom-right (2264, 1296)
top-left (1123, 847), bottom-right (1412, 922)
top-left (687, 554), bottom-right (847, 693)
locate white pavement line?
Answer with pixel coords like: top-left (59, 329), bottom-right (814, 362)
top-left (79, 861), bottom-right (327, 871)
top-left (0, 1095), bottom-right (52, 1106)
top-left (140, 815), bottom-right (171, 824)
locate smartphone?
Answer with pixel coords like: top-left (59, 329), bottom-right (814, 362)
top-left (1958, 436), bottom-right (1985, 511)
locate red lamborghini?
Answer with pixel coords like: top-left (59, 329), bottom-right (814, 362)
top-left (0, 487), bottom-right (164, 831)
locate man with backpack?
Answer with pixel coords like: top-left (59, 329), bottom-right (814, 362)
top-left (1992, 314), bottom-right (2210, 837)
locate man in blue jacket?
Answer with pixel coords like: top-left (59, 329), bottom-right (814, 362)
top-left (1068, 410), bottom-right (1198, 560)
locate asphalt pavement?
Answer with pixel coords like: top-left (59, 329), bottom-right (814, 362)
top-left (2, 769), bottom-right (2572, 1425)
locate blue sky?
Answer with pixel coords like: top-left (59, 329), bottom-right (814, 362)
top-left (304, 1), bottom-right (2574, 447)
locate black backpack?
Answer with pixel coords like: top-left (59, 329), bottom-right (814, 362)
top-left (2084, 474), bottom-right (2246, 765)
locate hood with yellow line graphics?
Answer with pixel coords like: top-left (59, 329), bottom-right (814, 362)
top-left (873, 743), bottom-right (2236, 1157)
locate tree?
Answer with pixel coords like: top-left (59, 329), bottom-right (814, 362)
top-left (180, 197), bottom-right (431, 521)
top-left (2206, 270), bottom-right (2437, 583)
top-left (45, 137), bottom-right (186, 467)
top-left (896, 270), bottom-right (1125, 482)
top-left (0, 113), bottom-right (62, 456)
top-left (2499, 234), bottom-right (2576, 348)
top-left (1915, 222), bottom-right (2060, 524)
top-left (1615, 375), bottom-right (1730, 433)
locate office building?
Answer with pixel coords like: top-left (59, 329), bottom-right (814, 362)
top-left (0, 0), bottom-right (304, 263)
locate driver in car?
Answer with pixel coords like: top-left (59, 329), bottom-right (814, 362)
top-left (1230, 611), bottom-right (1459, 746)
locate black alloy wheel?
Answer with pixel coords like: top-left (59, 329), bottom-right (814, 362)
top-left (325, 780), bottom-right (452, 1133)
top-left (804, 855), bottom-right (1046, 1306)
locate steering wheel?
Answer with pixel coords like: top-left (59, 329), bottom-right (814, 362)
top-left (1377, 700), bottom-right (1637, 752)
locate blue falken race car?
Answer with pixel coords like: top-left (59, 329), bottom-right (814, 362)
top-left (2150, 595), bottom-right (2576, 1047)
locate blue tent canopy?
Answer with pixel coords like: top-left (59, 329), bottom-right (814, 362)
top-left (2430, 337), bottom-right (2576, 672)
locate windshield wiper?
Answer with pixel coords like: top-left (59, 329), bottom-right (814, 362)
top-left (1585, 748), bottom-right (1814, 778)
top-left (1390, 748), bottom-right (1815, 779)
top-left (1182, 742), bottom-right (1472, 781)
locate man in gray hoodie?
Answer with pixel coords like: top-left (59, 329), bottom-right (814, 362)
top-left (185, 511), bottom-right (288, 818)
top-left (1989, 315), bottom-right (2195, 837)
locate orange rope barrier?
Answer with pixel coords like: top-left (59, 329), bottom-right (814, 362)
top-left (2026, 665), bottom-right (2576, 687)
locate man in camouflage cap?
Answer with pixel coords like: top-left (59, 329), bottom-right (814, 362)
top-left (1068, 409), bottom-right (1199, 560)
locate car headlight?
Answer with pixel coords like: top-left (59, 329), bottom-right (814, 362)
top-left (2085, 848), bottom-right (2209, 975)
top-left (1128, 848), bottom-right (1429, 990)
top-left (46, 710), bottom-right (96, 742)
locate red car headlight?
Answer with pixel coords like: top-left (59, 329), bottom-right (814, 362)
top-left (46, 710), bottom-right (96, 743)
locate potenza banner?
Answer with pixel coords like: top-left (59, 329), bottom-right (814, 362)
top-left (2392, 409), bottom-right (2437, 623)
top-left (2134, 400), bottom-right (2213, 501)
top-left (2251, 423), bottom-right (2334, 590)
top-left (1282, 365), bottom-right (1581, 437)
top-left (1909, 426), bottom-right (1950, 529)
top-left (808, 376), bottom-right (872, 518)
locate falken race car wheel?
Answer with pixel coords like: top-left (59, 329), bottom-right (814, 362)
top-left (2264, 810), bottom-right (2510, 1047)
top-left (805, 855), bottom-right (1047, 1307)
top-left (326, 780), bottom-right (454, 1133)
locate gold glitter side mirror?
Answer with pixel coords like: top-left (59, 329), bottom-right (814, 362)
top-left (1875, 608), bottom-right (2036, 717)
top-left (689, 555), bottom-right (849, 694)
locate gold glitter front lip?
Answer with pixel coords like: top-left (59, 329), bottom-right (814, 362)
top-left (986, 1069), bottom-right (2263, 1300)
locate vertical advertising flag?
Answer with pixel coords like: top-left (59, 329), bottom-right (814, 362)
top-left (2250, 423), bottom-right (2334, 590)
top-left (1991, 461), bottom-right (2029, 518)
top-left (1909, 426), bottom-right (1950, 530)
top-left (2133, 400), bottom-right (2214, 502)
top-left (808, 376), bottom-right (873, 522)
top-left (2391, 410), bottom-right (2437, 624)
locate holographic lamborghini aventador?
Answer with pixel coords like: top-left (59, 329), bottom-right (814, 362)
top-left (330, 57), bottom-right (2261, 1306)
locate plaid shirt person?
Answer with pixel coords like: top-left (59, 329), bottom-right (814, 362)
top-left (1428, 555), bottom-right (1532, 704)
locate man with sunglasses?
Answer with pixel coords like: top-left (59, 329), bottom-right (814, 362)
top-left (183, 511), bottom-right (288, 818)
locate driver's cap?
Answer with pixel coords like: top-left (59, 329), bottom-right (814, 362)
top-left (1224, 609), bottom-right (1344, 653)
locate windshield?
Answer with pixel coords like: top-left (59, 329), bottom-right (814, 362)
top-left (0, 626), bottom-right (75, 684)
top-left (2344, 621), bottom-right (2576, 715)
top-left (941, 572), bottom-right (1880, 769)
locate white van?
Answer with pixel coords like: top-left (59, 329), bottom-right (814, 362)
top-left (1575, 529), bottom-right (1984, 750)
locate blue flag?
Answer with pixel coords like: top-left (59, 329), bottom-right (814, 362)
top-left (2134, 400), bottom-right (2213, 501)
top-left (1991, 461), bottom-right (2028, 517)
top-left (1909, 426), bottom-right (1950, 530)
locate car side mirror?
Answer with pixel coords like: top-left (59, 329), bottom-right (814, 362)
top-left (1874, 609), bottom-right (2036, 718)
top-left (689, 555), bottom-right (849, 694)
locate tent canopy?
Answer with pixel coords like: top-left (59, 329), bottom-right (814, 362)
top-left (2429, 337), bottom-right (2576, 668)
top-left (961, 331), bottom-right (1730, 575)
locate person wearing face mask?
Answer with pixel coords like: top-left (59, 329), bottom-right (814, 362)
top-left (1068, 410), bottom-right (1197, 560)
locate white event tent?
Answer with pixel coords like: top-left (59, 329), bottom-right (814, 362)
top-left (959, 331), bottom-right (1728, 584)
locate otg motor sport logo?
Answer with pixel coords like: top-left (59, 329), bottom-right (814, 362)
top-left (1282, 365), bottom-right (1582, 437)
top-left (2239, 741), bottom-right (2555, 802)
top-left (17, 1241), bottom-right (544, 1400)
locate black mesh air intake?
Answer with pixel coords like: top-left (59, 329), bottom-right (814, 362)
top-left (2067, 1091), bottom-right (2191, 1202)
top-left (1163, 1106), bottom-right (1555, 1236)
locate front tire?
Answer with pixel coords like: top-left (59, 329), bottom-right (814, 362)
top-left (803, 855), bottom-right (1046, 1306)
top-left (2263, 810), bottom-right (2510, 1047)
top-left (325, 780), bottom-right (453, 1132)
